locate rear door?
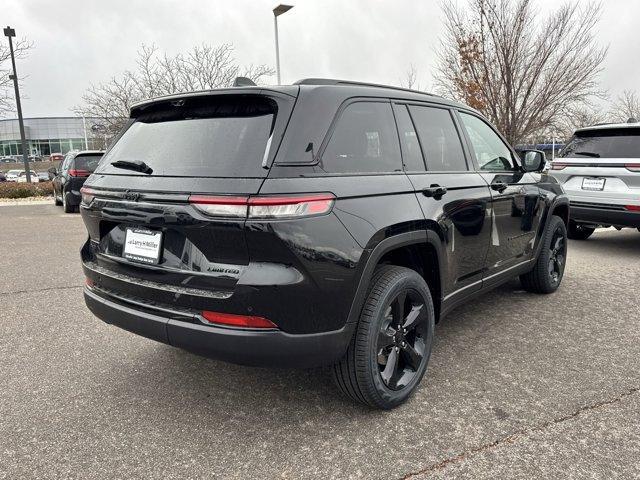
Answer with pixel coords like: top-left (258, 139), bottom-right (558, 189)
top-left (457, 111), bottom-right (544, 280)
top-left (396, 102), bottom-right (492, 301)
top-left (81, 92), bottom-right (296, 311)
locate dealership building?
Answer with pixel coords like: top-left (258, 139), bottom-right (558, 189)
top-left (0, 116), bottom-right (105, 157)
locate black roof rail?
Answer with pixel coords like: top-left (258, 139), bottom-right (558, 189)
top-left (294, 78), bottom-right (440, 98)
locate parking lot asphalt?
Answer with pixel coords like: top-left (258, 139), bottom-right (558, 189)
top-left (1, 203), bottom-right (639, 479)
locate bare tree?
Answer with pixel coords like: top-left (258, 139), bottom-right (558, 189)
top-left (401, 64), bottom-right (419, 89)
top-left (0, 37), bottom-right (33, 116)
top-left (610, 90), bottom-right (640, 123)
top-left (433, 0), bottom-right (607, 145)
top-left (74, 43), bottom-right (274, 133)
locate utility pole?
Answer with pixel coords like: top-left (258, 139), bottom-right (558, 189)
top-left (4, 26), bottom-right (30, 183)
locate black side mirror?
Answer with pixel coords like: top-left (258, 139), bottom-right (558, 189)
top-left (521, 149), bottom-right (546, 172)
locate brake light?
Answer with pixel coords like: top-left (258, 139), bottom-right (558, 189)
top-left (189, 193), bottom-right (335, 219)
top-left (551, 163), bottom-right (568, 170)
top-left (625, 163), bottom-right (640, 172)
top-left (201, 311), bottom-right (277, 329)
top-left (625, 205), bottom-right (640, 211)
top-left (80, 186), bottom-right (96, 205)
top-left (69, 169), bottom-right (91, 177)
top-left (189, 195), bottom-right (249, 217)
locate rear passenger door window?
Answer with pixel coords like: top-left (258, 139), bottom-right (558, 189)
top-left (321, 101), bottom-right (402, 174)
top-left (459, 113), bottom-right (515, 171)
top-left (409, 106), bottom-right (468, 171)
top-left (393, 104), bottom-right (426, 172)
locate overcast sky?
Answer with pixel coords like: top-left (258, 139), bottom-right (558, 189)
top-left (2, 0), bottom-right (640, 118)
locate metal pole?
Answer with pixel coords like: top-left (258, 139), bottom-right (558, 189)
top-left (5, 28), bottom-right (30, 182)
top-left (82, 116), bottom-right (88, 150)
top-left (274, 16), bottom-right (281, 85)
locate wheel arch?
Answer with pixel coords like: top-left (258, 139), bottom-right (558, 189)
top-left (346, 230), bottom-right (445, 328)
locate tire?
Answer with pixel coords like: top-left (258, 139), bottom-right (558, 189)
top-left (520, 216), bottom-right (567, 294)
top-left (332, 265), bottom-right (435, 409)
top-left (62, 192), bottom-right (75, 213)
top-left (567, 220), bottom-right (594, 240)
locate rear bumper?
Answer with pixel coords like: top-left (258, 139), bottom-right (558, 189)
top-left (570, 202), bottom-right (640, 228)
top-left (84, 287), bottom-right (352, 368)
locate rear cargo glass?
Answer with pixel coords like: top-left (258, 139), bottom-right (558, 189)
top-left (561, 128), bottom-right (640, 159)
top-left (95, 96), bottom-right (276, 177)
top-left (73, 154), bottom-right (102, 172)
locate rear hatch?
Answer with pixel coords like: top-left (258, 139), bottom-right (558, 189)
top-left (81, 89), bottom-right (297, 311)
top-left (550, 127), bottom-right (640, 204)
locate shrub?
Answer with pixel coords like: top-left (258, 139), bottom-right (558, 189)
top-left (0, 181), bottom-right (54, 199)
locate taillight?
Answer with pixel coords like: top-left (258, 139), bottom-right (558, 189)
top-left (248, 194), bottom-right (335, 219)
top-left (80, 186), bottom-right (96, 205)
top-left (189, 193), bottom-right (335, 219)
top-left (69, 169), bottom-right (91, 177)
top-left (201, 311), bottom-right (277, 329)
top-left (625, 163), bottom-right (640, 172)
top-left (625, 204), bottom-right (640, 211)
top-left (551, 162), bottom-right (568, 170)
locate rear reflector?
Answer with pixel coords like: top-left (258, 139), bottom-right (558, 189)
top-left (550, 163), bottom-right (568, 170)
top-left (625, 205), bottom-right (640, 211)
top-left (625, 163), bottom-right (640, 172)
top-left (201, 311), bottom-right (277, 329)
top-left (69, 169), bottom-right (91, 177)
top-left (189, 193), bottom-right (335, 219)
top-left (80, 186), bottom-right (96, 205)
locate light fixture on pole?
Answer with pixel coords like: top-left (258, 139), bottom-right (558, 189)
top-left (3, 26), bottom-right (30, 183)
top-left (273, 4), bottom-right (293, 85)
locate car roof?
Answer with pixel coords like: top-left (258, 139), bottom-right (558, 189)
top-left (575, 121), bottom-right (640, 133)
top-left (129, 78), bottom-right (472, 115)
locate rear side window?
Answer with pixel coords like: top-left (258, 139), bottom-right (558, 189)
top-left (320, 102), bottom-right (401, 174)
top-left (561, 128), bottom-right (640, 159)
top-left (73, 154), bottom-right (102, 172)
top-left (96, 96), bottom-right (277, 177)
top-left (409, 106), bottom-right (467, 171)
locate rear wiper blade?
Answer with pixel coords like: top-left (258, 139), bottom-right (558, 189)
top-left (110, 159), bottom-right (153, 174)
top-left (574, 151), bottom-right (601, 158)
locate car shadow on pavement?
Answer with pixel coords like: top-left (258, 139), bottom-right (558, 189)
top-left (93, 279), bottom-right (528, 429)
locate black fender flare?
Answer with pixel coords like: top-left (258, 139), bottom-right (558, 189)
top-left (344, 229), bottom-right (445, 331)
top-left (534, 194), bottom-right (570, 259)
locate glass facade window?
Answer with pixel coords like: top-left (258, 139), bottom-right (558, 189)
top-left (0, 117), bottom-right (105, 158)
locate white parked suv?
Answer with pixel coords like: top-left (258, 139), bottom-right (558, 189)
top-left (550, 121), bottom-right (640, 239)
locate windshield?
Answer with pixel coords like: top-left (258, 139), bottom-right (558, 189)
top-left (561, 128), bottom-right (640, 158)
top-left (73, 154), bottom-right (103, 172)
top-left (96, 96), bottom-right (277, 178)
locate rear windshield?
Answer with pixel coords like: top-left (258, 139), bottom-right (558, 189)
top-left (95, 96), bottom-right (277, 177)
top-left (561, 128), bottom-right (640, 158)
top-left (73, 154), bottom-right (102, 172)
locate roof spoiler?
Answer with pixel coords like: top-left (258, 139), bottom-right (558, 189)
top-left (233, 77), bottom-right (256, 87)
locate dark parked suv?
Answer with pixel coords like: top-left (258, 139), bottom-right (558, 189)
top-left (80, 79), bottom-right (569, 409)
top-left (53, 150), bottom-right (104, 212)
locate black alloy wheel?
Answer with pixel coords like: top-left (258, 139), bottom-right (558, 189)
top-left (547, 227), bottom-right (566, 287)
top-left (520, 215), bottom-right (567, 294)
top-left (333, 265), bottom-right (435, 409)
top-left (377, 290), bottom-right (428, 391)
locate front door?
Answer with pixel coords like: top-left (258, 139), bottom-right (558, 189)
top-left (457, 112), bottom-right (543, 281)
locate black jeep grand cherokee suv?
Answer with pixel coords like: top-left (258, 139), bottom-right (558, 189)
top-left (81, 79), bottom-right (568, 409)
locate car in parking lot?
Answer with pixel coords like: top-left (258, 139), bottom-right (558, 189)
top-left (49, 153), bottom-right (65, 162)
top-left (36, 171), bottom-right (50, 182)
top-left (52, 150), bottom-right (104, 212)
top-left (5, 169), bottom-right (23, 182)
top-left (79, 79), bottom-right (569, 409)
top-left (550, 121), bottom-right (640, 239)
top-left (16, 171), bottom-right (39, 183)
top-left (0, 155), bottom-right (15, 163)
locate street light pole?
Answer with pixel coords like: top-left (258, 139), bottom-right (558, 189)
top-left (272, 4), bottom-right (293, 85)
top-left (4, 26), bottom-right (30, 183)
